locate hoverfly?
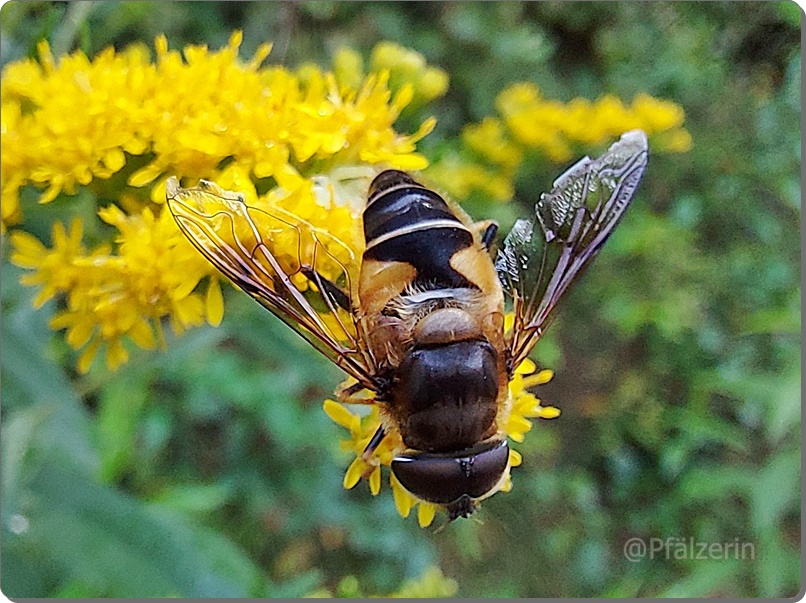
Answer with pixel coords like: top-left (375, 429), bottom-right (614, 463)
top-left (166, 129), bottom-right (648, 521)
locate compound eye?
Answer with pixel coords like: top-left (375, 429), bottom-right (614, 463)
top-left (391, 439), bottom-right (509, 505)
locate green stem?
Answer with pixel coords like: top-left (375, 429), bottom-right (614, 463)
top-left (51, 1), bottom-right (94, 57)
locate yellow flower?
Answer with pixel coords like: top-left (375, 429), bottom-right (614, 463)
top-left (9, 218), bottom-right (92, 308)
top-left (324, 358), bottom-right (559, 527)
top-left (631, 92), bottom-right (686, 132)
top-left (6, 34), bottom-right (444, 371)
top-left (425, 152), bottom-right (515, 202)
top-left (428, 81), bottom-right (691, 202)
top-left (10, 203), bottom-right (218, 373)
top-left (1, 33), bottom-right (437, 228)
top-left (418, 67), bottom-right (450, 102)
top-left (392, 567), bottom-right (458, 598)
top-left (2, 41), bottom-right (154, 209)
top-left (462, 117), bottom-right (523, 170)
top-left (505, 358), bottom-right (560, 443)
top-left (369, 41), bottom-right (449, 104)
top-left (323, 398), bottom-right (403, 494)
top-left (333, 47), bottom-right (364, 91)
top-left (495, 82), bottom-right (691, 155)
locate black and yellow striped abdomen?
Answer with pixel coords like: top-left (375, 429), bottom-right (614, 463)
top-left (363, 170), bottom-right (475, 290)
top-left (357, 169), bottom-right (508, 456)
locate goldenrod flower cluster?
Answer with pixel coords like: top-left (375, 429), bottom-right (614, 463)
top-left (428, 81), bottom-right (691, 202)
top-left (5, 33), bottom-right (440, 371)
top-left (10, 210), bottom-right (217, 372)
top-left (324, 42), bottom-right (449, 109)
top-left (2, 33), bottom-right (436, 223)
top-left (324, 358), bottom-right (559, 528)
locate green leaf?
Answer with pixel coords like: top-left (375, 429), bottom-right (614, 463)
top-left (678, 466), bottom-right (753, 503)
top-left (97, 374), bottom-right (148, 482)
top-left (658, 560), bottom-right (742, 597)
top-left (4, 461), bottom-right (264, 598)
top-left (1, 301), bottom-right (99, 472)
top-left (750, 448), bottom-right (800, 535)
top-left (149, 482), bottom-right (234, 515)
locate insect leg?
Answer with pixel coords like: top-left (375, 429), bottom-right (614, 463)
top-left (335, 379), bottom-right (378, 405)
top-left (362, 426), bottom-right (386, 460)
top-left (481, 222), bottom-right (498, 251)
top-left (301, 267), bottom-right (352, 312)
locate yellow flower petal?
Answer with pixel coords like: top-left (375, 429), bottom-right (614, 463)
top-left (343, 457), bottom-right (365, 490)
top-left (521, 369), bottom-right (554, 388)
top-left (103, 148), bottom-right (126, 172)
top-left (323, 399), bottom-right (359, 431)
top-left (77, 340), bottom-right (101, 374)
top-left (9, 231), bottom-right (47, 268)
top-left (128, 162), bottom-right (164, 187)
top-left (418, 67), bottom-right (449, 100)
top-left (507, 431), bottom-right (526, 444)
top-left (150, 177), bottom-right (169, 204)
top-left (32, 287), bottom-right (56, 309)
top-left (417, 502), bottom-right (437, 528)
top-left (123, 137), bottom-right (148, 155)
top-left (65, 320), bottom-right (95, 349)
top-left (128, 319), bottom-right (156, 350)
top-left (514, 358), bottom-right (537, 375)
top-left (390, 473), bottom-right (415, 518)
top-left (39, 182), bottom-right (62, 204)
top-left (369, 466), bottom-right (381, 496)
top-left (249, 42), bottom-right (273, 69)
top-left (105, 339), bottom-right (129, 371)
top-left (228, 30), bottom-right (243, 49)
top-left (205, 277), bottom-right (224, 327)
top-left (499, 473), bottom-right (512, 493)
top-left (508, 415), bottom-right (533, 435)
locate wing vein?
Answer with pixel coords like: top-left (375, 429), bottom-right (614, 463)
top-left (496, 130), bottom-right (649, 372)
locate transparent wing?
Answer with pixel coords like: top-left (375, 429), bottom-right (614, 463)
top-left (166, 177), bottom-right (378, 389)
top-left (496, 130), bottom-right (649, 371)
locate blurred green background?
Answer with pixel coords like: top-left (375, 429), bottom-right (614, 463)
top-left (1, 1), bottom-right (800, 598)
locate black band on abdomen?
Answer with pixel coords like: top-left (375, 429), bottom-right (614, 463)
top-left (364, 170), bottom-right (476, 289)
top-left (365, 226), bottom-right (474, 289)
top-left (364, 187), bottom-right (461, 243)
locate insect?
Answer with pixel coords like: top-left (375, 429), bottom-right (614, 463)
top-left (166, 129), bottom-right (648, 521)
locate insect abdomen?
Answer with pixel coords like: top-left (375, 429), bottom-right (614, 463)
top-left (394, 339), bottom-right (500, 452)
top-left (363, 170), bottom-right (475, 289)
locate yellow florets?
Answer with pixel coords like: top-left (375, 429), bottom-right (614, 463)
top-left (428, 81), bottom-right (691, 202)
top-left (324, 358), bottom-right (559, 528)
top-left (369, 41), bottom-right (450, 105)
top-left (10, 207), bottom-right (218, 373)
top-left (5, 33), bottom-right (440, 371)
top-left (2, 32), bottom-right (437, 223)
